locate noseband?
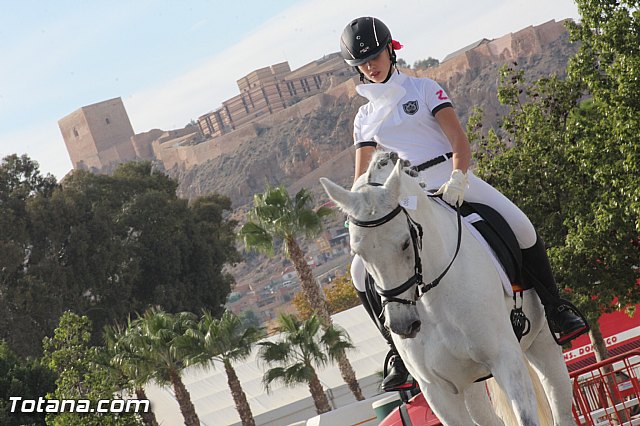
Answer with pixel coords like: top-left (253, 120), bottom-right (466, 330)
top-left (349, 190), bottom-right (462, 307)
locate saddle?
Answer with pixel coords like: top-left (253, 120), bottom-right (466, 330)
top-left (452, 200), bottom-right (534, 342)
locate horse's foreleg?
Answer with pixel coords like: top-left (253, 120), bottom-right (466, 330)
top-left (525, 329), bottom-right (575, 426)
top-left (490, 348), bottom-right (540, 426)
top-left (421, 384), bottom-right (477, 426)
top-left (464, 381), bottom-right (505, 426)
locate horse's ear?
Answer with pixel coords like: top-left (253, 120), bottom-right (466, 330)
top-left (320, 178), bottom-right (357, 212)
top-left (382, 160), bottom-right (403, 200)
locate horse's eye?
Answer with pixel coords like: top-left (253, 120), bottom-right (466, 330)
top-left (401, 239), bottom-right (410, 251)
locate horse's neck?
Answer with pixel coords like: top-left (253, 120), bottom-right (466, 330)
top-left (411, 188), bottom-right (459, 267)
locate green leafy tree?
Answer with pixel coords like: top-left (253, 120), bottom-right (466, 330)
top-left (186, 310), bottom-right (264, 426)
top-left (0, 159), bottom-right (239, 356)
top-left (564, 0), bottom-right (640, 359)
top-left (118, 308), bottom-right (201, 426)
top-left (470, 61), bottom-right (639, 362)
top-left (396, 58), bottom-right (409, 69)
top-left (258, 314), bottom-right (354, 414)
top-left (293, 268), bottom-right (360, 320)
top-left (42, 312), bottom-right (141, 426)
top-left (238, 310), bottom-right (261, 329)
top-left (0, 155), bottom-right (59, 356)
top-left (0, 340), bottom-right (56, 426)
top-left (239, 185), bottom-right (364, 401)
top-left (413, 57), bottom-right (440, 70)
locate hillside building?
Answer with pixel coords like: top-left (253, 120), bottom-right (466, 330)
top-left (197, 53), bottom-right (350, 138)
top-left (58, 97), bottom-right (137, 171)
top-left (59, 54), bottom-right (351, 173)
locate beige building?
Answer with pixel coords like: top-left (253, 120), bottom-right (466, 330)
top-left (59, 54), bottom-right (351, 174)
top-left (58, 97), bottom-right (137, 171)
top-left (197, 53), bottom-right (350, 139)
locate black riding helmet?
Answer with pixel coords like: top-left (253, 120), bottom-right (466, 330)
top-left (340, 17), bottom-right (394, 66)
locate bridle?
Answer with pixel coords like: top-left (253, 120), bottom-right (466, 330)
top-left (348, 185), bottom-right (462, 308)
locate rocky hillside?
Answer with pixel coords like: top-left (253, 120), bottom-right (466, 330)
top-left (172, 30), bottom-right (577, 209)
top-left (168, 25), bottom-right (579, 289)
top-left (173, 90), bottom-right (364, 207)
top-left (430, 31), bottom-right (578, 128)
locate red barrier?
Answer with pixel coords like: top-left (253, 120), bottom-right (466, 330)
top-left (378, 392), bottom-right (442, 426)
top-left (570, 350), bottom-right (640, 425)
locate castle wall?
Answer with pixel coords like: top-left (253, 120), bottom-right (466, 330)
top-left (131, 129), bottom-right (164, 160)
top-left (422, 52), bottom-right (472, 82)
top-left (156, 93), bottom-right (334, 170)
top-left (487, 33), bottom-right (515, 60)
top-left (418, 19), bottom-right (567, 86)
top-left (510, 26), bottom-right (543, 57)
top-left (536, 19), bottom-right (568, 45)
top-left (324, 76), bottom-right (359, 99)
top-left (62, 21), bottom-right (569, 174)
top-left (155, 19), bottom-right (570, 172)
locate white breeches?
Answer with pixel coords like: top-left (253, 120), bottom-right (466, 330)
top-left (351, 158), bottom-right (537, 292)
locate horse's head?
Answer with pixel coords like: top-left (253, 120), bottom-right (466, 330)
top-left (321, 157), bottom-right (423, 339)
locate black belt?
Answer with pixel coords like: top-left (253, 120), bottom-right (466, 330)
top-left (412, 152), bottom-right (453, 172)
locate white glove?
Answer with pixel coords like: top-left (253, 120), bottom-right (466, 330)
top-left (435, 169), bottom-right (468, 206)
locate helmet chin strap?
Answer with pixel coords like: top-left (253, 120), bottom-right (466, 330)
top-left (381, 63), bottom-right (397, 83)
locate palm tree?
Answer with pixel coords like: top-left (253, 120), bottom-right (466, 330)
top-left (258, 313), bottom-right (354, 414)
top-left (239, 185), bottom-right (364, 401)
top-left (120, 308), bottom-right (201, 426)
top-left (186, 310), bottom-right (264, 426)
top-left (105, 322), bottom-right (159, 426)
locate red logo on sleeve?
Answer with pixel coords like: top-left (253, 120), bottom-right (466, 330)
top-left (436, 90), bottom-right (449, 101)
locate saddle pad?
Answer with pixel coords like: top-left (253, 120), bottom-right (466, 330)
top-left (432, 197), bottom-right (522, 297)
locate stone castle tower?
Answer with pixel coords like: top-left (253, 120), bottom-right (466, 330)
top-left (58, 97), bottom-right (136, 171)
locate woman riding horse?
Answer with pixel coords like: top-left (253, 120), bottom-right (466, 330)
top-left (339, 16), bottom-right (588, 391)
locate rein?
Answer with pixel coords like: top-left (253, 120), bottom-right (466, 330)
top-left (348, 187), bottom-right (463, 306)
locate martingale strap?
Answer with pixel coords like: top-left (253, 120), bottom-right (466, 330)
top-left (417, 196), bottom-right (462, 296)
top-left (375, 201), bottom-right (462, 302)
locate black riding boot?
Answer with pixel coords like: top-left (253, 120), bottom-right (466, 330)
top-left (357, 289), bottom-right (411, 392)
top-left (522, 234), bottom-right (589, 345)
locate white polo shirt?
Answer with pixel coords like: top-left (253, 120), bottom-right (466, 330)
top-left (353, 71), bottom-right (453, 166)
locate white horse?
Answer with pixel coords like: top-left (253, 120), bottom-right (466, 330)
top-left (320, 154), bottom-right (575, 425)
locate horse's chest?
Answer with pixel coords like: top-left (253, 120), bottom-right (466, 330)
top-left (398, 322), bottom-right (491, 387)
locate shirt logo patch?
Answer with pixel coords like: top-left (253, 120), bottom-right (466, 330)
top-left (402, 100), bottom-right (419, 115)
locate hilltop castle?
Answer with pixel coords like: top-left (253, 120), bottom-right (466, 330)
top-left (59, 19), bottom-right (570, 175)
top-left (59, 53), bottom-right (351, 173)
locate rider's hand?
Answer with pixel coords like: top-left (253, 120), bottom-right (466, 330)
top-left (435, 169), bottom-right (467, 206)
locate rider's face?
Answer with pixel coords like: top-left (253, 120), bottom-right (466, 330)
top-left (357, 45), bottom-right (392, 83)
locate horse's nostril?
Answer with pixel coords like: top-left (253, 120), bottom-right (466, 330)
top-left (410, 320), bottom-right (421, 334)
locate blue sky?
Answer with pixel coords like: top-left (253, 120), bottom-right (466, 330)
top-left (0, 0), bottom-right (580, 179)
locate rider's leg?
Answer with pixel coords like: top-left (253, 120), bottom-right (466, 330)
top-left (356, 289), bottom-right (411, 391)
top-left (461, 171), bottom-right (587, 344)
top-left (352, 255), bottom-right (410, 391)
top-left (522, 234), bottom-right (588, 343)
